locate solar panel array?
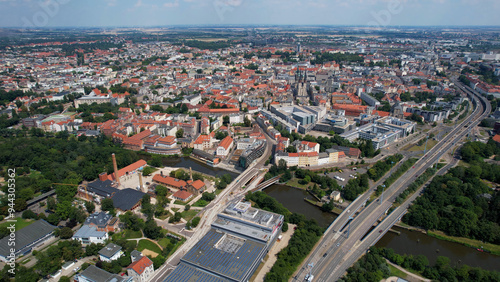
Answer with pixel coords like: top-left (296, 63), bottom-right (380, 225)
top-left (163, 263), bottom-right (230, 282)
top-left (167, 229), bottom-right (265, 281)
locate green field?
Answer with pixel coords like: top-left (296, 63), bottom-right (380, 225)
top-left (193, 199), bottom-right (208, 207)
top-left (286, 178), bottom-right (312, 189)
top-left (158, 238), bottom-right (171, 248)
top-left (408, 139), bottom-right (438, 152)
top-left (137, 239), bottom-right (162, 254)
top-left (388, 263), bottom-right (408, 279)
top-left (0, 218), bottom-right (34, 231)
top-left (181, 210), bottom-right (199, 222)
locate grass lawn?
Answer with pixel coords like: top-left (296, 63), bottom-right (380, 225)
top-left (137, 239), bottom-right (162, 254)
top-left (286, 178), bottom-right (312, 189)
top-left (158, 238), bottom-right (172, 248)
top-left (158, 211), bottom-right (172, 220)
top-left (173, 200), bottom-right (187, 206)
top-left (408, 139), bottom-right (438, 152)
top-left (215, 189), bottom-right (223, 195)
top-left (171, 208), bottom-right (180, 213)
top-left (428, 230), bottom-right (500, 256)
top-left (193, 199), bottom-right (208, 207)
top-left (0, 218), bottom-right (34, 231)
top-left (388, 263), bottom-right (408, 279)
top-left (181, 210), bottom-right (199, 222)
top-left (123, 229), bottom-right (142, 239)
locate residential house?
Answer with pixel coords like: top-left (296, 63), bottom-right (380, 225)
top-left (127, 256), bottom-right (154, 282)
top-left (99, 243), bottom-right (124, 262)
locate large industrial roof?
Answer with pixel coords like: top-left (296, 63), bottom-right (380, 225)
top-left (163, 263), bottom-right (230, 282)
top-left (180, 229), bottom-right (265, 281)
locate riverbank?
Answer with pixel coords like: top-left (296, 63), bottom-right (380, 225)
top-left (394, 222), bottom-right (500, 256)
top-left (427, 230), bottom-right (500, 256)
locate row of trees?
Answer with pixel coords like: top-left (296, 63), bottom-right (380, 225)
top-left (376, 247), bottom-right (500, 281)
top-left (367, 154), bottom-right (403, 181)
top-left (395, 167), bottom-right (436, 204)
top-left (341, 247), bottom-right (390, 282)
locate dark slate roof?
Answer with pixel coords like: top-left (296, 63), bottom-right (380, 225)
top-left (111, 188), bottom-right (145, 211)
top-left (85, 212), bottom-right (113, 229)
top-left (177, 229), bottom-right (266, 281)
top-left (164, 263), bottom-right (230, 282)
top-left (78, 265), bottom-right (128, 282)
top-left (98, 243), bottom-right (122, 258)
top-left (0, 220), bottom-right (56, 257)
top-left (87, 179), bottom-right (119, 198)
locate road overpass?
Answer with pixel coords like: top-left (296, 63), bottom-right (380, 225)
top-left (294, 82), bottom-right (490, 282)
top-left (150, 123), bottom-right (275, 282)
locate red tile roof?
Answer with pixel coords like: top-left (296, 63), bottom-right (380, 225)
top-left (127, 256), bottom-right (153, 275)
top-left (218, 136), bottom-right (233, 150)
top-left (173, 190), bottom-right (193, 200)
top-left (109, 159), bottom-right (147, 181)
top-left (191, 180), bottom-right (205, 191)
top-left (152, 174), bottom-right (187, 189)
top-left (493, 134), bottom-right (500, 143)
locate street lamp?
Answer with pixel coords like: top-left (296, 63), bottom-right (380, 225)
top-left (347, 215), bottom-right (354, 238)
top-left (423, 135), bottom-right (430, 155)
top-left (380, 184), bottom-right (386, 204)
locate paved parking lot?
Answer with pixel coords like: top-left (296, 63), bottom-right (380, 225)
top-left (322, 167), bottom-right (367, 187)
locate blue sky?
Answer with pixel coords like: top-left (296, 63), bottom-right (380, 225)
top-left (0, 0), bottom-right (499, 28)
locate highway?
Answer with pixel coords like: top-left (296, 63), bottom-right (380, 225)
top-left (150, 123), bottom-right (274, 281)
top-left (295, 81), bottom-right (490, 282)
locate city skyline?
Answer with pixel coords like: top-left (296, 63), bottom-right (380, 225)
top-left (0, 0), bottom-right (500, 28)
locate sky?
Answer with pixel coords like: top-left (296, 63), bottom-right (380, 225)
top-left (0, 0), bottom-right (499, 28)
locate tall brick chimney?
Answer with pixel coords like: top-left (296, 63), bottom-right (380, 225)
top-left (138, 172), bottom-right (145, 193)
top-left (112, 153), bottom-right (120, 185)
top-left (99, 172), bottom-right (108, 182)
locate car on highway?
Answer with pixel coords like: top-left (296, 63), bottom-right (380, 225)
top-left (323, 252), bottom-right (328, 257)
top-left (379, 230), bottom-right (383, 233)
top-left (337, 243), bottom-right (340, 247)
top-left (305, 274), bottom-right (314, 281)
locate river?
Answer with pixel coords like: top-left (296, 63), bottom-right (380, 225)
top-left (264, 184), bottom-right (500, 272)
top-left (138, 154), bottom-right (238, 179)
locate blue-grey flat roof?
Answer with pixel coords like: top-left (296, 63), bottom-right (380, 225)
top-left (179, 229), bottom-right (265, 281)
top-left (164, 263), bottom-right (230, 282)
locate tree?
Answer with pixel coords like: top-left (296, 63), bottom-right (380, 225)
top-left (14, 198), bottom-right (27, 212)
top-left (85, 243), bottom-right (104, 256)
top-left (142, 166), bottom-right (156, 176)
top-left (191, 216), bottom-right (201, 228)
top-left (169, 212), bottom-right (182, 223)
top-left (176, 129), bottom-right (184, 138)
top-left (57, 227), bottom-right (74, 239)
top-left (149, 156), bottom-right (163, 168)
top-left (143, 220), bottom-right (162, 240)
top-left (22, 210), bottom-right (37, 219)
top-left (85, 201), bottom-right (95, 213)
top-left (101, 198), bottom-right (114, 212)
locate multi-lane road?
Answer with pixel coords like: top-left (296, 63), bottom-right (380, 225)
top-left (149, 123), bottom-right (274, 282)
top-left (295, 82), bottom-right (490, 282)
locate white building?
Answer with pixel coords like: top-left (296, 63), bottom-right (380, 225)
top-left (216, 136), bottom-right (234, 157)
top-left (99, 243), bottom-right (124, 262)
top-left (72, 225), bottom-right (108, 245)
